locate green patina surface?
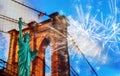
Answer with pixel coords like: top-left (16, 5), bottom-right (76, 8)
top-left (18, 18), bottom-right (38, 76)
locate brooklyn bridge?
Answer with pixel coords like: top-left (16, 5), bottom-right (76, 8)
top-left (0, 12), bottom-right (87, 76)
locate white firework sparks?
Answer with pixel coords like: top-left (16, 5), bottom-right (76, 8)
top-left (68, 0), bottom-right (120, 60)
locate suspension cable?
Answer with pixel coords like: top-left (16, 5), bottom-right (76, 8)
top-left (0, 14), bottom-right (27, 25)
top-left (11, 0), bottom-right (49, 17)
top-left (70, 65), bottom-right (79, 76)
top-left (68, 33), bottom-right (98, 76)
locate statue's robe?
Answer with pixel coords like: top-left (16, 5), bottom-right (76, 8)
top-left (18, 38), bottom-right (38, 76)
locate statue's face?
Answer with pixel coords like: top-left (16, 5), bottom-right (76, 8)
top-left (23, 33), bottom-right (30, 43)
top-left (25, 37), bottom-right (30, 43)
top-left (24, 35), bottom-right (30, 43)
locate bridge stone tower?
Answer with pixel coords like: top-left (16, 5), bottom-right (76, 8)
top-left (7, 12), bottom-right (70, 76)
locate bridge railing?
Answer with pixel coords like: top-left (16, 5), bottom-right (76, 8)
top-left (0, 59), bottom-right (18, 76)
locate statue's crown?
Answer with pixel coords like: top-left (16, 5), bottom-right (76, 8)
top-left (19, 17), bottom-right (23, 21)
top-left (23, 33), bottom-right (30, 38)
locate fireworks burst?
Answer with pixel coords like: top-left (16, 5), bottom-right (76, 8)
top-left (68, 0), bottom-right (120, 61)
top-left (67, 0), bottom-right (120, 75)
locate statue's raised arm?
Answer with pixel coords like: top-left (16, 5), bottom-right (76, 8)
top-left (18, 17), bottom-right (23, 41)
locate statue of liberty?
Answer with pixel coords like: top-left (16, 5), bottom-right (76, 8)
top-left (18, 18), bottom-right (38, 76)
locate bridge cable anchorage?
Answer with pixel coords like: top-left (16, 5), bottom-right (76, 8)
top-left (0, 14), bottom-right (27, 26)
top-left (11, 0), bottom-right (49, 18)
